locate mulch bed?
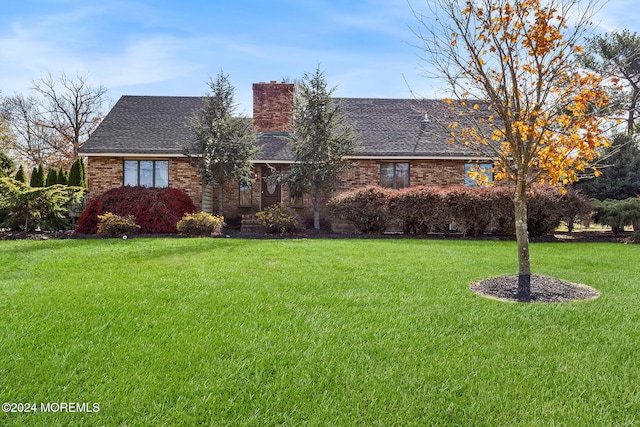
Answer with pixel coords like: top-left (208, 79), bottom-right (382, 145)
top-left (470, 274), bottom-right (600, 303)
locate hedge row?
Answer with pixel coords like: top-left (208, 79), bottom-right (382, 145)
top-left (76, 186), bottom-right (196, 234)
top-left (328, 185), bottom-right (592, 236)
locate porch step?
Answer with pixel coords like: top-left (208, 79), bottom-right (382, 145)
top-left (241, 215), bottom-right (265, 233)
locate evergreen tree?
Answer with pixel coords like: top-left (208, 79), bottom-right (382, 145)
top-left (187, 71), bottom-right (258, 216)
top-left (575, 134), bottom-right (640, 199)
top-left (57, 166), bottom-right (68, 185)
top-left (78, 158), bottom-right (87, 188)
top-left (0, 153), bottom-right (14, 178)
top-left (30, 165), bottom-right (45, 187)
top-left (45, 168), bottom-right (58, 187)
top-left (68, 159), bottom-right (84, 187)
top-left (14, 165), bottom-right (27, 183)
top-left (282, 66), bottom-right (358, 229)
top-left (579, 29), bottom-right (640, 135)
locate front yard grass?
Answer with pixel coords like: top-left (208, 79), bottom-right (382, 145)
top-left (1, 238), bottom-right (639, 426)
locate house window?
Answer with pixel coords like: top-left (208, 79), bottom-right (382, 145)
top-left (380, 162), bottom-right (410, 189)
top-left (464, 163), bottom-right (493, 187)
top-left (239, 181), bottom-right (252, 207)
top-left (124, 160), bottom-right (169, 187)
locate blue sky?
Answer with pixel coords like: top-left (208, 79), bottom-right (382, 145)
top-left (1, 0), bottom-right (638, 115)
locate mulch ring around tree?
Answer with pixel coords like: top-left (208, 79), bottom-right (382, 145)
top-left (470, 274), bottom-right (600, 303)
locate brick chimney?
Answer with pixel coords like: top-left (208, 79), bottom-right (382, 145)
top-left (252, 81), bottom-right (294, 132)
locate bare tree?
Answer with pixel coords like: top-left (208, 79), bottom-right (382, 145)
top-left (3, 94), bottom-right (64, 167)
top-left (0, 92), bottom-right (13, 154)
top-left (31, 73), bottom-right (108, 165)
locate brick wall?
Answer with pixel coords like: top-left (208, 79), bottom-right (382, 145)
top-left (86, 156), bottom-right (469, 223)
top-left (86, 157), bottom-right (123, 198)
top-left (169, 158), bottom-right (202, 211)
top-left (336, 159), bottom-right (466, 191)
top-left (207, 164), bottom-right (296, 219)
top-left (85, 157), bottom-right (203, 211)
top-left (253, 81), bottom-right (294, 132)
top-left (208, 159), bottom-right (469, 226)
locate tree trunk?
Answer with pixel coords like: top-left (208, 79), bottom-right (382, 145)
top-left (514, 179), bottom-right (531, 302)
top-left (629, 87), bottom-right (639, 135)
top-left (313, 185), bottom-right (321, 230)
top-left (218, 185), bottom-right (224, 217)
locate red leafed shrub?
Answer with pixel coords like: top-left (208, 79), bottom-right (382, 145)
top-left (75, 186), bottom-right (196, 234)
top-left (526, 185), bottom-right (565, 237)
top-left (560, 188), bottom-right (593, 232)
top-left (328, 186), bottom-right (394, 233)
top-left (330, 184), bottom-right (589, 237)
top-left (443, 186), bottom-right (494, 236)
top-left (391, 186), bottom-right (445, 234)
top-left (487, 187), bottom-right (516, 236)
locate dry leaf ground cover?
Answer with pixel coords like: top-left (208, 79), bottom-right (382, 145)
top-left (1, 238), bottom-right (639, 426)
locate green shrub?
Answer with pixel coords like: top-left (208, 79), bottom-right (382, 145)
top-left (0, 178), bottom-right (83, 231)
top-left (96, 212), bottom-right (140, 237)
top-left (177, 212), bottom-right (225, 237)
top-left (592, 198), bottom-right (640, 236)
top-left (256, 203), bottom-right (300, 234)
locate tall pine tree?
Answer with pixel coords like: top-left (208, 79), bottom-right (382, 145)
top-left (187, 71), bottom-right (258, 216)
top-left (45, 168), bottom-right (58, 187)
top-left (282, 66), bottom-right (358, 229)
top-left (14, 165), bottom-right (27, 183)
top-left (57, 166), bottom-right (68, 185)
top-left (68, 159), bottom-right (85, 187)
top-left (575, 134), bottom-right (640, 199)
top-left (30, 165), bottom-right (45, 187)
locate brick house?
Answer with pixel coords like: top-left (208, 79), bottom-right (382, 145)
top-left (79, 81), bottom-right (493, 227)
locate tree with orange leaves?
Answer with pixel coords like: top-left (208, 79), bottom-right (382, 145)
top-left (414, 0), bottom-right (614, 301)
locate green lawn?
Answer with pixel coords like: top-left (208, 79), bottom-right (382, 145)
top-left (1, 237), bottom-right (639, 426)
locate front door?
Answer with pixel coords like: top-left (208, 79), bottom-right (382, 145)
top-left (261, 166), bottom-right (281, 209)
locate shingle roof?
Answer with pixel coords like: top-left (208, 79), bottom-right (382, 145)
top-left (80, 96), bottom-right (202, 154)
top-left (338, 98), bottom-right (488, 158)
top-left (79, 95), bottom-right (491, 160)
